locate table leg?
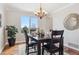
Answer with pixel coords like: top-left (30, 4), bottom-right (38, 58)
top-left (59, 47), bottom-right (63, 55)
top-left (59, 38), bottom-right (63, 55)
top-left (37, 41), bottom-right (41, 55)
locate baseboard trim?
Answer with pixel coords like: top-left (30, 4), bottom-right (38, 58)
top-left (0, 46), bottom-right (4, 54)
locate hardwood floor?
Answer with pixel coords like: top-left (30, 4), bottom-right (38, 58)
top-left (64, 47), bottom-right (79, 55)
top-left (1, 45), bottom-right (17, 55)
top-left (1, 42), bottom-right (79, 55)
top-left (1, 42), bottom-right (25, 55)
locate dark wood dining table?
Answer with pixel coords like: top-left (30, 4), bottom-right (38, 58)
top-left (29, 36), bottom-right (63, 55)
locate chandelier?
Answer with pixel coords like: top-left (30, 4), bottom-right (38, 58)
top-left (34, 3), bottom-right (47, 19)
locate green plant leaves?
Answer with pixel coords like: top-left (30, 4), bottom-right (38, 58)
top-left (6, 25), bottom-right (18, 39)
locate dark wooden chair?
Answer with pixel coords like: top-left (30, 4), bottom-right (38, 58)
top-left (42, 30), bottom-right (64, 55)
top-left (24, 30), bottom-right (37, 55)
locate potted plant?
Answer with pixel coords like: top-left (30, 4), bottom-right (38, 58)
top-left (6, 26), bottom-right (18, 46)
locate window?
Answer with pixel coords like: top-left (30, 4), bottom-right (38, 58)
top-left (21, 16), bottom-right (38, 35)
top-left (21, 16), bottom-right (29, 28)
top-left (31, 16), bottom-right (38, 28)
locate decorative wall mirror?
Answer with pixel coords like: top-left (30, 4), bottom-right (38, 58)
top-left (64, 13), bottom-right (79, 30)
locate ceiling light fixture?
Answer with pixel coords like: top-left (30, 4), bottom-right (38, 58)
top-left (34, 3), bottom-right (47, 19)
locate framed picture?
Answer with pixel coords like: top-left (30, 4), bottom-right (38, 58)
top-left (0, 14), bottom-right (1, 27)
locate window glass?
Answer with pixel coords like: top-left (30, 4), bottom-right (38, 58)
top-left (21, 16), bottom-right (29, 28)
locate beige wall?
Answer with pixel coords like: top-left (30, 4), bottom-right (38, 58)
top-left (0, 4), bottom-right (5, 53)
top-left (38, 13), bottom-right (53, 34)
top-left (53, 4), bottom-right (79, 50)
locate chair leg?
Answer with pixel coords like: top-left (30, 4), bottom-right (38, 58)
top-left (42, 47), bottom-right (44, 55)
top-left (50, 53), bottom-right (52, 55)
top-left (26, 46), bottom-right (29, 55)
top-left (34, 45), bottom-right (37, 51)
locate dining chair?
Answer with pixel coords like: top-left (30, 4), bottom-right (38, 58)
top-left (24, 30), bottom-right (38, 55)
top-left (42, 30), bottom-right (64, 55)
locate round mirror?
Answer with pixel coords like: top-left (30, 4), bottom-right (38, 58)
top-left (64, 13), bottom-right (79, 30)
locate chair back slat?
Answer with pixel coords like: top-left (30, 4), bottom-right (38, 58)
top-left (51, 30), bottom-right (64, 38)
top-left (50, 30), bottom-right (64, 50)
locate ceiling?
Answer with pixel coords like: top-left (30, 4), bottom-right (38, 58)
top-left (5, 3), bottom-right (75, 13)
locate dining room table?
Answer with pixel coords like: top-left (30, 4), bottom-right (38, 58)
top-left (29, 35), bottom-right (63, 55)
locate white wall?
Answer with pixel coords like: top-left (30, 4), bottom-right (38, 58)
top-left (53, 4), bottom-right (79, 50)
top-left (0, 4), bottom-right (5, 53)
